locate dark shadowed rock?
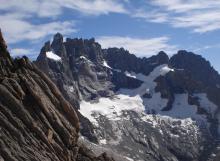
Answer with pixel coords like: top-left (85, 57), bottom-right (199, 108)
top-left (169, 50), bottom-right (220, 87)
top-left (111, 70), bottom-right (143, 91)
top-left (104, 48), bottom-right (169, 75)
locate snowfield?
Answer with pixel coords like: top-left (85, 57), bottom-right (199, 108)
top-left (80, 64), bottom-right (173, 125)
top-left (80, 94), bottom-right (145, 125)
top-left (46, 51), bottom-right (61, 61)
top-left (79, 64), bottom-right (218, 160)
top-left (80, 64), bottom-right (217, 127)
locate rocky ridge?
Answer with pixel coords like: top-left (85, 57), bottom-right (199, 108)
top-left (0, 30), bottom-right (115, 161)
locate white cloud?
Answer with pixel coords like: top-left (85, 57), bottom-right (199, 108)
top-left (0, 15), bottom-right (76, 44)
top-left (134, 0), bottom-right (220, 33)
top-left (10, 48), bottom-right (35, 57)
top-left (192, 44), bottom-right (220, 53)
top-left (0, 0), bottom-right (128, 44)
top-left (151, 0), bottom-right (220, 13)
top-left (57, 0), bottom-right (128, 15)
top-left (0, 0), bottom-right (127, 18)
top-left (133, 10), bottom-right (168, 23)
top-left (171, 10), bottom-right (220, 33)
top-left (97, 36), bottom-right (176, 57)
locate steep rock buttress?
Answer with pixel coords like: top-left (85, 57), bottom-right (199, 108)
top-left (0, 30), bottom-right (114, 161)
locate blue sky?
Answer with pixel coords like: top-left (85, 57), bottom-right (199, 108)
top-left (0, 0), bottom-right (220, 72)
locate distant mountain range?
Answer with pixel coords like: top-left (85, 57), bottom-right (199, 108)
top-left (1, 30), bottom-right (220, 161)
top-left (35, 33), bottom-right (220, 161)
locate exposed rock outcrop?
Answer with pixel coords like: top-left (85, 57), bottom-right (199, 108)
top-left (169, 50), bottom-right (220, 87)
top-left (0, 31), bottom-right (114, 161)
top-left (103, 48), bottom-right (169, 75)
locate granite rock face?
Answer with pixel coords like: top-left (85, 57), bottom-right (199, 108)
top-left (0, 30), bottom-right (115, 161)
top-left (36, 34), bottom-right (111, 103)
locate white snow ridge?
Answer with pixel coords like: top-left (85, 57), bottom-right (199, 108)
top-left (46, 51), bottom-right (61, 61)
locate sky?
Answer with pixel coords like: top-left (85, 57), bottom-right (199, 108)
top-left (0, 0), bottom-right (220, 72)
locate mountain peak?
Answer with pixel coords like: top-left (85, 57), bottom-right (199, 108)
top-left (177, 49), bottom-right (189, 54)
top-left (170, 50), bottom-right (220, 86)
top-left (154, 51), bottom-right (169, 63)
top-left (53, 32), bottom-right (63, 41)
top-left (158, 51), bottom-right (167, 56)
top-left (170, 50), bottom-right (206, 67)
top-left (51, 32), bottom-right (63, 48)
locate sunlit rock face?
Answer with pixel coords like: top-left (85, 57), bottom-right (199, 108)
top-left (35, 33), bottom-right (220, 161)
top-left (0, 30), bottom-right (115, 161)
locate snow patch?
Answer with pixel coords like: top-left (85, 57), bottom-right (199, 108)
top-left (160, 66), bottom-right (174, 76)
top-left (69, 86), bottom-right (74, 92)
top-left (78, 56), bottom-right (93, 64)
top-left (99, 139), bottom-right (107, 145)
top-left (46, 51), bottom-right (61, 61)
top-left (142, 114), bottom-right (195, 128)
top-left (103, 60), bottom-right (112, 69)
top-left (124, 71), bottom-right (148, 81)
top-left (124, 157), bottom-right (134, 161)
top-left (119, 65), bottom-right (172, 98)
top-left (144, 92), bottom-right (168, 112)
top-left (194, 93), bottom-right (218, 116)
top-left (124, 71), bottom-right (136, 79)
top-left (124, 64), bottom-right (173, 82)
top-left (141, 114), bottom-right (200, 138)
top-left (161, 94), bottom-right (202, 119)
top-left (79, 95), bottom-right (145, 125)
top-left (211, 153), bottom-right (217, 157)
top-left (103, 60), bottom-right (123, 72)
top-left (80, 56), bottom-right (87, 60)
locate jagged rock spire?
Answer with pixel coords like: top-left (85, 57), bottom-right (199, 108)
top-left (0, 29), bottom-right (7, 51)
top-left (0, 29), bottom-right (12, 61)
top-left (52, 32), bottom-right (63, 46)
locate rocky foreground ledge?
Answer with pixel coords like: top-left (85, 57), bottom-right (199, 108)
top-left (0, 30), bottom-right (114, 161)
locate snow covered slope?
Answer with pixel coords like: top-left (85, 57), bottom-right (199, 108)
top-left (79, 64), bottom-right (172, 125)
top-left (79, 64), bottom-right (218, 161)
